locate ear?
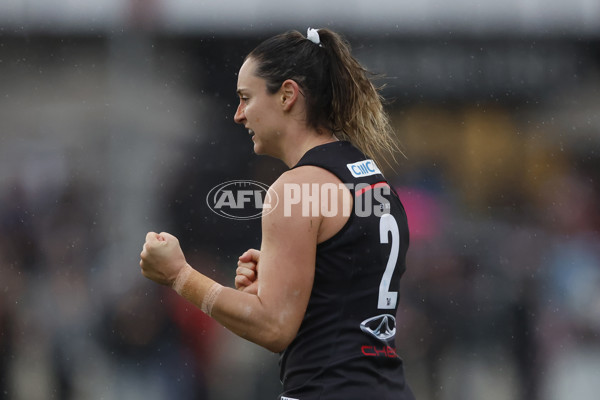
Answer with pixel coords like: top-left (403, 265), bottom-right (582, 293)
top-left (279, 79), bottom-right (301, 111)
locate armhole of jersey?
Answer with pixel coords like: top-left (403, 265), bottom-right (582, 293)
top-left (317, 210), bottom-right (355, 249)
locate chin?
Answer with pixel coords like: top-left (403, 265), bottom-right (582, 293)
top-left (253, 142), bottom-right (264, 155)
top-left (253, 143), bottom-right (278, 159)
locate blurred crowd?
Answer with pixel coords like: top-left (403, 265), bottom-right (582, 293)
top-left (1, 33), bottom-right (599, 400)
top-left (391, 105), bottom-right (600, 400)
top-left (0, 143), bottom-right (280, 399)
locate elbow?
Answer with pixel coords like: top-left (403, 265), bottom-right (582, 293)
top-left (264, 338), bottom-right (292, 354)
top-left (260, 324), bottom-right (296, 353)
top-left (264, 342), bottom-right (286, 354)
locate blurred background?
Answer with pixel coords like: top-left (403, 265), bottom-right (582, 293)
top-left (1, 1), bottom-right (599, 399)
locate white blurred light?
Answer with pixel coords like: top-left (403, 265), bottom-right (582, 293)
top-left (0, 0), bottom-right (598, 35)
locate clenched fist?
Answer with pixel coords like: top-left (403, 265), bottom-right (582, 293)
top-left (140, 231), bottom-right (188, 287)
top-left (236, 248), bottom-right (260, 294)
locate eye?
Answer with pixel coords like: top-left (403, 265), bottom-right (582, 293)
top-left (236, 90), bottom-right (249, 104)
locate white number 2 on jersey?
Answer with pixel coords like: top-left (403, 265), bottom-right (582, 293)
top-left (378, 214), bottom-right (400, 309)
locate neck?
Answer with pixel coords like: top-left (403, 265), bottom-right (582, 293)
top-left (280, 130), bottom-right (338, 168)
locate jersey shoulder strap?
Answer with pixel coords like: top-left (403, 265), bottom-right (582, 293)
top-left (293, 141), bottom-right (386, 188)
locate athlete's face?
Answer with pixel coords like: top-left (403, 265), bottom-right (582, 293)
top-left (234, 57), bottom-right (284, 156)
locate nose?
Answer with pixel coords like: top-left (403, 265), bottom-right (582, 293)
top-left (234, 102), bottom-right (245, 125)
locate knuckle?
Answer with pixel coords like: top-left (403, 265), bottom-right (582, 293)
top-left (234, 276), bottom-right (244, 288)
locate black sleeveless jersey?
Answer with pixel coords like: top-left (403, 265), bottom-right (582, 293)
top-left (278, 141), bottom-right (415, 400)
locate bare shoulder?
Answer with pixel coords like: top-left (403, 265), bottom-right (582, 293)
top-left (264, 165), bottom-right (352, 243)
top-left (263, 166), bottom-right (325, 223)
top-left (266, 165), bottom-right (346, 218)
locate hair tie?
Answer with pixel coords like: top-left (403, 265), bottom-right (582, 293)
top-left (306, 27), bottom-right (323, 47)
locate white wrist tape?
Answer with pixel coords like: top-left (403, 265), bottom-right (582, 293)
top-left (172, 264), bottom-right (193, 295)
top-left (171, 264), bottom-right (223, 317)
top-left (201, 282), bottom-right (223, 316)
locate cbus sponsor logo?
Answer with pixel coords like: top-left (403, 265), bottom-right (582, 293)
top-left (361, 345), bottom-right (398, 359)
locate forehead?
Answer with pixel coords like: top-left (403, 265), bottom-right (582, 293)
top-left (237, 58), bottom-right (262, 90)
top-left (238, 57), bottom-right (256, 78)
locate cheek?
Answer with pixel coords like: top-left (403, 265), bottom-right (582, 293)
top-left (246, 105), bottom-right (261, 123)
top-left (244, 104), bottom-right (253, 119)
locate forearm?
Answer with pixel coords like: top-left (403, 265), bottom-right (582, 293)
top-left (175, 264), bottom-right (289, 352)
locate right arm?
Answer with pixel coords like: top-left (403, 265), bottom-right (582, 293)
top-left (209, 169), bottom-right (321, 352)
top-left (141, 168), bottom-right (322, 353)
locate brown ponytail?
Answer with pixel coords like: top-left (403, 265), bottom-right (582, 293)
top-left (248, 28), bottom-right (401, 168)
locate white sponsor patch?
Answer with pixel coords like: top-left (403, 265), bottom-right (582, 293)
top-left (281, 397), bottom-right (299, 400)
top-left (346, 159), bottom-right (381, 178)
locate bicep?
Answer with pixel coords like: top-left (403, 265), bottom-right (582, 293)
top-left (256, 191), bottom-right (319, 344)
